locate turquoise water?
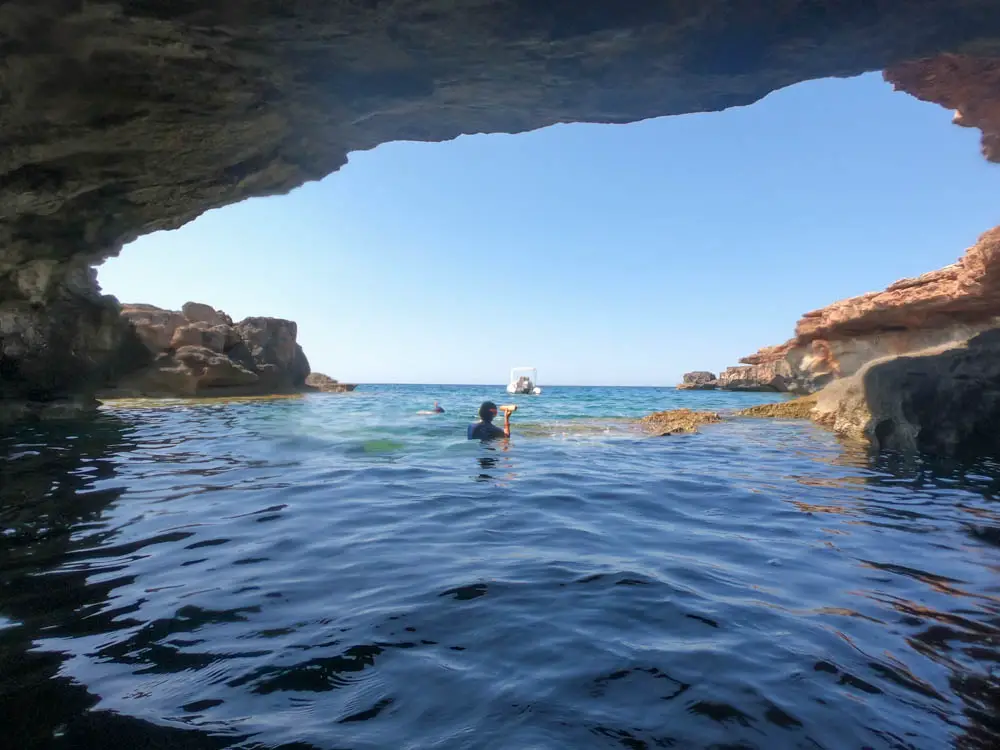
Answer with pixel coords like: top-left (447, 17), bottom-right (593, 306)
top-left (1, 384), bottom-right (998, 749)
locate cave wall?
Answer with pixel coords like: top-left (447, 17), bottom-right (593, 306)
top-left (2, 1), bottom-right (1000, 416)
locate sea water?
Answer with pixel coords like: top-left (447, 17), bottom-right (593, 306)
top-left (0, 385), bottom-right (997, 749)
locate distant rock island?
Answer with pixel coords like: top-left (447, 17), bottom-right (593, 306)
top-left (304, 372), bottom-right (357, 393)
top-left (99, 301), bottom-right (354, 399)
top-left (676, 371), bottom-right (718, 390)
top-left (677, 226), bottom-right (1000, 457)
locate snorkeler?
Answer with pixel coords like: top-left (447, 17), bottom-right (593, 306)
top-left (417, 401), bottom-right (445, 415)
top-left (467, 401), bottom-right (514, 440)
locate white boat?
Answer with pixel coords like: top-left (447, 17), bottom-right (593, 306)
top-left (507, 367), bottom-right (542, 395)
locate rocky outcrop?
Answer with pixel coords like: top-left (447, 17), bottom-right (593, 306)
top-left (304, 373), bottom-right (357, 393)
top-left (640, 409), bottom-right (722, 436)
top-left (0, 260), bottom-right (143, 418)
top-left (885, 55), bottom-right (1000, 163)
top-left (710, 227), bottom-right (1000, 394)
top-left (101, 303), bottom-right (311, 398)
top-left (736, 395), bottom-right (818, 420)
top-left (677, 371), bottom-right (718, 390)
top-left (718, 358), bottom-right (795, 392)
top-left (0, 3), bottom-right (998, 416)
top-left (813, 330), bottom-right (1000, 457)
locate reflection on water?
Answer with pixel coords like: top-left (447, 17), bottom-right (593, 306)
top-left (0, 384), bottom-right (997, 750)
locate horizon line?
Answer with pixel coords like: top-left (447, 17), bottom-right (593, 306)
top-left (342, 382), bottom-right (682, 388)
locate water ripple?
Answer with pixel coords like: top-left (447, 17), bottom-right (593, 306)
top-left (0, 385), bottom-right (998, 749)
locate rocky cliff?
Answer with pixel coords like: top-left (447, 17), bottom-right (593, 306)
top-left (0, 3), bottom-right (999, 418)
top-left (813, 329), bottom-right (1000, 458)
top-left (713, 227), bottom-right (1000, 394)
top-left (885, 55), bottom-right (1000, 163)
top-left (101, 302), bottom-right (312, 398)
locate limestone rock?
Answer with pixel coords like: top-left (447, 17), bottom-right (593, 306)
top-left (639, 409), bottom-right (722, 436)
top-left (1, 260), bottom-right (134, 408)
top-left (305, 372), bottom-right (357, 393)
top-left (1, 2), bottom-right (998, 418)
top-left (103, 303), bottom-right (312, 398)
top-left (121, 304), bottom-right (187, 353)
top-left (174, 346), bottom-right (260, 388)
top-left (233, 317), bottom-right (310, 390)
top-left (169, 322), bottom-right (227, 353)
top-left (677, 371), bottom-right (718, 390)
top-left (886, 55), bottom-right (1000, 163)
top-left (718, 362), bottom-right (792, 392)
top-left (182, 302), bottom-right (233, 327)
top-left (719, 227), bottom-right (1000, 395)
top-left (737, 395), bottom-right (818, 419)
top-left (812, 330), bottom-right (1000, 457)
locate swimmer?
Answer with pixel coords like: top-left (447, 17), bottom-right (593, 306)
top-left (417, 401), bottom-right (445, 415)
top-left (467, 401), bottom-right (514, 440)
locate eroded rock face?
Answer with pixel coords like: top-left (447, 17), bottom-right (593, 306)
top-left (677, 371), bottom-right (718, 390)
top-left (813, 330), bottom-right (1000, 457)
top-left (1, 3), bottom-right (999, 416)
top-left (105, 302), bottom-right (311, 398)
top-left (3, 0), bottom-right (999, 279)
top-left (718, 359), bottom-right (794, 392)
top-left (304, 372), bottom-right (357, 393)
top-left (713, 227), bottom-right (1000, 394)
top-left (886, 55), bottom-right (1000, 162)
top-left (0, 260), bottom-right (140, 414)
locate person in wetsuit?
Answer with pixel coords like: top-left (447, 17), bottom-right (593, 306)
top-left (467, 401), bottom-right (512, 440)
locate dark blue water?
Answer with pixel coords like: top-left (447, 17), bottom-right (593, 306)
top-left (1, 385), bottom-right (998, 749)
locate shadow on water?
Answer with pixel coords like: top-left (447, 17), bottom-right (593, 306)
top-left (859, 451), bottom-right (1000, 750)
top-left (1, 399), bottom-right (999, 750)
top-left (808, 444), bottom-right (1000, 750)
top-left (0, 418), bottom-right (239, 750)
top-left (474, 443), bottom-right (518, 485)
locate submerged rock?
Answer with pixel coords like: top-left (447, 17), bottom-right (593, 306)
top-left (640, 409), bottom-right (722, 436)
top-left (102, 302), bottom-right (315, 398)
top-left (736, 395), bottom-right (818, 419)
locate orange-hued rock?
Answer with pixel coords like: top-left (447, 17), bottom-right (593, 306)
top-left (794, 226), bottom-right (1000, 341)
top-left (106, 302), bottom-right (314, 398)
top-left (717, 227), bottom-right (1000, 394)
top-left (885, 55), bottom-right (1000, 163)
top-left (640, 409), bottom-right (722, 436)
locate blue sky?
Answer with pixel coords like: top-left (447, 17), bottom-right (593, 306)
top-left (100, 73), bottom-right (998, 386)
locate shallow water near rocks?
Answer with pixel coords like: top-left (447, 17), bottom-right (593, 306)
top-left (1, 385), bottom-right (998, 749)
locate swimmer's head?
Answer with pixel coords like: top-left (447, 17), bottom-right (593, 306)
top-left (479, 401), bottom-right (498, 422)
